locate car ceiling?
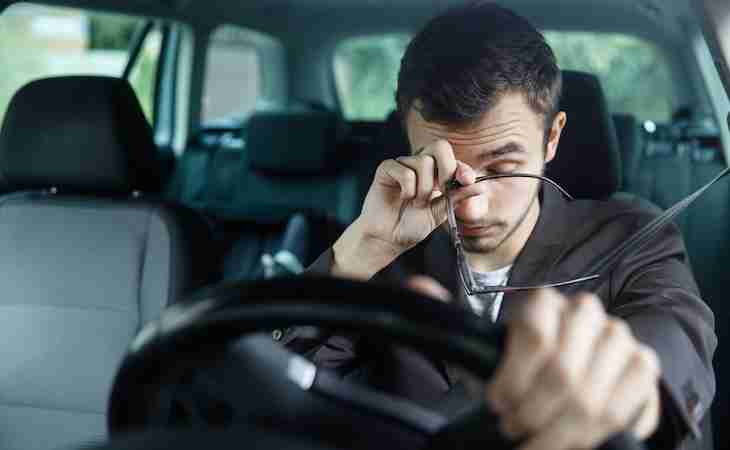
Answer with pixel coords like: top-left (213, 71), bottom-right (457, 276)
top-left (0, 0), bottom-right (699, 46)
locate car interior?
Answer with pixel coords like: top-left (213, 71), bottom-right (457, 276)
top-left (0, 0), bottom-right (728, 449)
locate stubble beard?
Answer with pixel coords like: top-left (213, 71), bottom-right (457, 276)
top-left (461, 184), bottom-right (541, 254)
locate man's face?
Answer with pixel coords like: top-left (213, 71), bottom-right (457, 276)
top-left (406, 92), bottom-right (565, 256)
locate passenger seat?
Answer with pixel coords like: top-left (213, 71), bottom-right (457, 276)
top-left (0, 76), bottom-right (215, 450)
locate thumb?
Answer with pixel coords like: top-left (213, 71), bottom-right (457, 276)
top-left (405, 275), bottom-right (453, 303)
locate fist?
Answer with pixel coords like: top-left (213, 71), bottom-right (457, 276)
top-left (486, 289), bottom-right (661, 450)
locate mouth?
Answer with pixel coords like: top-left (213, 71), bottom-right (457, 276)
top-left (459, 223), bottom-right (501, 237)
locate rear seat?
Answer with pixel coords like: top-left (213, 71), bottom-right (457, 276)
top-left (167, 109), bottom-right (356, 281)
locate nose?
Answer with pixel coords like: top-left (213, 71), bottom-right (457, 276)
top-left (454, 192), bottom-right (489, 222)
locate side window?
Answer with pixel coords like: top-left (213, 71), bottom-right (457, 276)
top-left (202, 25), bottom-right (261, 126)
top-left (544, 31), bottom-right (679, 122)
top-left (333, 34), bottom-right (411, 120)
top-left (127, 28), bottom-right (163, 124)
top-left (0, 3), bottom-right (160, 125)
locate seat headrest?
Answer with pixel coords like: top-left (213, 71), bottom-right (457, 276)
top-left (0, 76), bottom-right (162, 193)
top-left (246, 110), bottom-right (348, 175)
top-left (545, 70), bottom-right (622, 199)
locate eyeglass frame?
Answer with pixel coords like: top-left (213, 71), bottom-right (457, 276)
top-left (444, 173), bottom-right (600, 296)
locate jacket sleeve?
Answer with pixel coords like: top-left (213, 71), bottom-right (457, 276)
top-left (609, 220), bottom-right (716, 449)
top-left (279, 248), bottom-right (363, 372)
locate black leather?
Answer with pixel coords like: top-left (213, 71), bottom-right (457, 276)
top-left (545, 70), bottom-right (622, 199)
top-left (613, 114), bottom-right (644, 192)
top-left (246, 110), bottom-right (349, 175)
top-left (0, 76), bottom-right (162, 193)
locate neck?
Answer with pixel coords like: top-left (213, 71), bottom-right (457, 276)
top-left (467, 198), bottom-right (541, 272)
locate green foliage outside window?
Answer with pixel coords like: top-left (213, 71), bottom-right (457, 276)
top-left (334, 31), bottom-right (678, 122)
top-left (128, 32), bottom-right (162, 123)
top-left (334, 34), bottom-right (410, 120)
top-left (0, 3), bottom-right (157, 126)
top-left (88, 14), bottom-right (138, 50)
top-left (544, 31), bottom-right (677, 122)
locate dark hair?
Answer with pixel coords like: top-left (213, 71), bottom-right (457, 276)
top-left (396, 2), bottom-right (562, 131)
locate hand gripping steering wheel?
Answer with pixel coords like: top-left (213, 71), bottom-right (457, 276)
top-left (107, 276), bottom-right (645, 450)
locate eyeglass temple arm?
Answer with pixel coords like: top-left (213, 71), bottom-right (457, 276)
top-left (448, 173), bottom-right (574, 200)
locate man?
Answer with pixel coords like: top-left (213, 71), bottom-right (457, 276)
top-left (285, 3), bottom-right (716, 449)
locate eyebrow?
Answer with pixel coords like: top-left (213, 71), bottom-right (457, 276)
top-left (475, 142), bottom-right (527, 162)
top-left (413, 141), bottom-right (526, 159)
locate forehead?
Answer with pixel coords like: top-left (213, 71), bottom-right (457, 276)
top-left (406, 92), bottom-right (544, 149)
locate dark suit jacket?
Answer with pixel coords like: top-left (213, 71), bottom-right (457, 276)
top-left (286, 187), bottom-right (716, 450)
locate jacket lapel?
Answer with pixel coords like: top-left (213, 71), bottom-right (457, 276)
top-left (420, 186), bottom-right (571, 320)
top-left (498, 187), bottom-right (569, 322)
top-left (417, 187), bottom-right (571, 384)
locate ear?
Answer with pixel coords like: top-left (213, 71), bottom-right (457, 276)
top-left (545, 112), bottom-right (567, 163)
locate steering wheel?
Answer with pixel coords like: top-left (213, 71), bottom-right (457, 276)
top-left (107, 276), bottom-right (644, 450)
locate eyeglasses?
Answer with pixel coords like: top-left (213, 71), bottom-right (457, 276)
top-left (444, 173), bottom-right (600, 296)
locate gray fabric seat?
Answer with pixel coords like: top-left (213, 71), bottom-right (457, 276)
top-left (0, 76), bottom-right (215, 450)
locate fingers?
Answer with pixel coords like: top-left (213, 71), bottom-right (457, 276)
top-left (504, 293), bottom-right (606, 438)
top-left (455, 160), bottom-right (477, 186)
top-left (404, 275), bottom-right (453, 303)
top-left (427, 140), bottom-right (459, 189)
top-left (488, 289), bottom-right (663, 450)
top-left (375, 139), bottom-right (478, 205)
top-left (396, 155), bottom-right (435, 206)
top-left (607, 346), bottom-right (661, 439)
top-left (519, 345), bottom-right (660, 450)
top-left (376, 158), bottom-right (418, 200)
top-left (417, 139), bottom-right (476, 190)
top-left (487, 289), bottom-right (566, 415)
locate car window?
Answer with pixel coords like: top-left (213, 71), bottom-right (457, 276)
top-left (334, 31), bottom-right (679, 123)
top-left (201, 24), bottom-right (261, 126)
top-left (333, 34), bottom-right (410, 121)
top-left (544, 31), bottom-right (678, 123)
top-left (127, 27), bottom-right (163, 124)
top-left (0, 2), bottom-right (160, 126)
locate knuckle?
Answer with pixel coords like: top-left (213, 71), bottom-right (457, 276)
top-left (635, 346), bottom-right (661, 375)
top-left (602, 406), bottom-right (629, 432)
top-left (416, 154), bottom-right (433, 169)
top-left (402, 167), bottom-right (417, 183)
top-left (514, 409), bottom-right (539, 432)
top-left (570, 390), bottom-right (601, 423)
top-left (431, 139), bottom-right (454, 154)
top-left (545, 356), bottom-right (577, 388)
top-left (519, 322), bottom-right (554, 356)
top-left (605, 319), bottom-right (633, 342)
top-left (530, 288), bottom-right (566, 311)
top-left (573, 293), bottom-right (604, 316)
top-left (376, 159), bottom-right (393, 174)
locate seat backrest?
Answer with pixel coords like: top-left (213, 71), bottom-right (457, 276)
top-left (170, 110), bottom-right (359, 225)
top-left (612, 113), bottom-right (645, 193)
top-left (0, 76), bottom-right (215, 450)
top-left (545, 70), bottom-right (622, 199)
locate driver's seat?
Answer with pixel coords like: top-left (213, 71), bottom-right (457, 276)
top-left (0, 77), bottom-right (215, 450)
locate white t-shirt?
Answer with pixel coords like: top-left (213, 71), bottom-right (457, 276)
top-left (463, 265), bottom-right (512, 322)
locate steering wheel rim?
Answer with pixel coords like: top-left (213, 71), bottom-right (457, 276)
top-left (107, 276), bottom-right (643, 450)
top-left (108, 276), bottom-right (505, 433)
